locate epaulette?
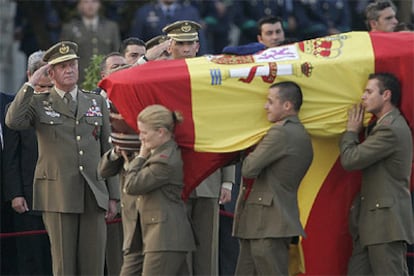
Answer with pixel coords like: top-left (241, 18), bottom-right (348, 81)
top-left (81, 88), bottom-right (101, 95)
top-left (158, 154), bottom-right (169, 159)
top-left (380, 116), bottom-right (393, 126)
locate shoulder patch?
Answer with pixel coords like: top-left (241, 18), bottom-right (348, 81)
top-left (381, 116), bottom-right (393, 126)
top-left (159, 154), bottom-right (169, 159)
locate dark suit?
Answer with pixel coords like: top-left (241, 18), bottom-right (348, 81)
top-left (233, 115), bottom-right (313, 275)
top-left (6, 84), bottom-right (119, 275)
top-left (0, 92), bottom-right (18, 275)
top-left (340, 108), bottom-right (414, 275)
top-left (124, 139), bottom-right (196, 275)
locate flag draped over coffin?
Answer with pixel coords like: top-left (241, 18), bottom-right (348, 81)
top-left (99, 31), bottom-right (414, 275)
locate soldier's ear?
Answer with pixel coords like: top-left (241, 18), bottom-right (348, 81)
top-left (383, 89), bottom-right (392, 101)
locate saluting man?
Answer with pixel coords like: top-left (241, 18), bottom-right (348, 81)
top-left (6, 41), bottom-right (119, 275)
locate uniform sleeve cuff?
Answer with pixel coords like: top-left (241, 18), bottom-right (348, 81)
top-left (222, 182), bottom-right (233, 191)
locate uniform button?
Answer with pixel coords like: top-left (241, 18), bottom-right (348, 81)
top-left (123, 188), bottom-right (127, 193)
top-left (258, 197), bottom-right (262, 201)
top-left (376, 203), bottom-right (380, 208)
top-left (242, 186), bottom-right (246, 190)
top-left (151, 218), bottom-right (155, 222)
top-left (137, 197), bottom-right (140, 201)
top-left (79, 150), bottom-right (83, 155)
top-left (79, 165), bottom-right (83, 171)
top-left (94, 121), bottom-right (98, 125)
top-left (360, 196), bottom-right (365, 200)
top-left (120, 203), bottom-right (124, 208)
top-left (76, 120), bottom-right (79, 125)
top-left (76, 136), bottom-right (81, 141)
top-left (50, 121), bottom-right (54, 124)
top-left (43, 174), bottom-right (47, 179)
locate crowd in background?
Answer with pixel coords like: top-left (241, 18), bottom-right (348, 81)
top-left (13, 0), bottom-right (414, 57)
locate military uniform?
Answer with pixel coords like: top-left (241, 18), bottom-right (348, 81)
top-left (233, 115), bottom-right (313, 275)
top-left (5, 41), bottom-right (119, 275)
top-left (124, 139), bottom-right (196, 275)
top-left (340, 108), bottom-right (414, 275)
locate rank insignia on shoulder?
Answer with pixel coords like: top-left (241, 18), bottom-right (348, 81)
top-left (81, 88), bottom-right (100, 95)
top-left (381, 117), bottom-right (393, 126)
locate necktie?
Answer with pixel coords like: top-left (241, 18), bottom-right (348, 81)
top-left (64, 93), bottom-right (77, 114)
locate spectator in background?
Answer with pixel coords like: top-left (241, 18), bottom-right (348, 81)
top-left (14, 0), bottom-right (61, 61)
top-left (129, 0), bottom-right (207, 55)
top-left (193, 0), bottom-right (234, 54)
top-left (294, 0), bottom-right (351, 40)
top-left (119, 37), bottom-right (146, 65)
top-left (233, 0), bottom-right (296, 45)
top-left (0, 93), bottom-right (18, 275)
top-left (365, 0), bottom-right (399, 32)
top-left (60, 0), bottom-right (121, 86)
top-left (257, 15), bottom-right (286, 48)
top-left (3, 51), bottom-right (53, 276)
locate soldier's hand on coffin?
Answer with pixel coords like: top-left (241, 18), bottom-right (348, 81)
top-left (346, 104), bottom-right (364, 133)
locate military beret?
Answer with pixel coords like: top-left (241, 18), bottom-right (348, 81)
top-left (43, 41), bottom-right (79, 65)
top-left (162, 20), bottom-right (201, 42)
top-left (146, 35), bottom-right (169, 50)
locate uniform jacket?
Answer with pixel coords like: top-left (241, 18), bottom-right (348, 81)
top-left (124, 139), bottom-right (196, 253)
top-left (340, 108), bottom-right (414, 247)
top-left (99, 150), bottom-right (142, 251)
top-left (60, 16), bottom-right (120, 84)
top-left (233, 115), bottom-right (313, 239)
top-left (6, 84), bottom-right (119, 213)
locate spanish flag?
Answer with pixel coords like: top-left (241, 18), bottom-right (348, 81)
top-left (99, 31), bottom-right (414, 275)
